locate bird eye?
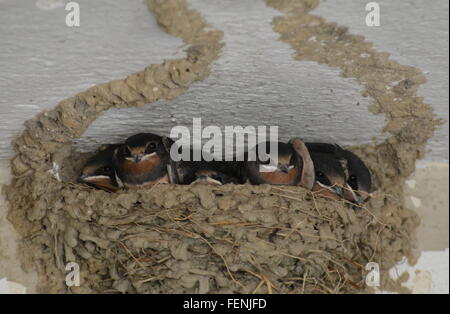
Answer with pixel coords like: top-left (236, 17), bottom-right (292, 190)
top-left (348, 175), bottom-right (359, 190)
top-left (146, 141), bottom-right (157, 153)
top-left (102, 166), bottom-right (112, 172)
top-left (316, 171), bottom-right (325, 178)
top-left (216, 175), bottom-right (224, 183)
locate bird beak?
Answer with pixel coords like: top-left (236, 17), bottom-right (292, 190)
top-left (259, 164), bottom-right (278, 172)
top-left (191, 175), bottom-right (223, 186)
top-left (197, 175), bottom-right (208, 184)
top-left (331, 186), bottom-right (344, 198)
top-left (79, 174), bottom-right (110, 183)
top-left (126, 156), bottom-right (141, 162)
top-left (354, 194), bottom-right (364, 205)
top-left (126, 152), bottom-right (157, 163)
top-left (317, 182), bottom-right (344, 199)
top-left (358, 190), bottom-right (372, 202)
top-left (77, 175), bottom-right (87, 183)
top-left (278, 164), bottom-right (290, 174)
top-left (142, 152), bottom-right (157, 160)
top-left (344, 184), bottom-right (366, 205)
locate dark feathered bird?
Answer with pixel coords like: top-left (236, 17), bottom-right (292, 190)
top-left (113, 133), bottom-right (172, 187)
top-left (78, 144), bottom-right (121, 192)
top-left (305, 142), bottom-right (372, 204)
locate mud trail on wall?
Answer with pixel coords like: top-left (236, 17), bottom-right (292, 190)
top-left (266, 0), bottom-right (439, 185)
top-left (3, 0), bottom-right (441, 293)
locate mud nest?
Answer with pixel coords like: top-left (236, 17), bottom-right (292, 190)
top-left (8, 177), bottom-right (420, 294)
top-left (4, 0), bottom-right (440, 294)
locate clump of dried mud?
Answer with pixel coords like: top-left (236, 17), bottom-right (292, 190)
top-left (3, 0), bottom-right (440, 294)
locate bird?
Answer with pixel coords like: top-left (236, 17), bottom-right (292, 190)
top-left (305, 143), bottom-right (372, 204)
top-left (338, 148), bottom-right (372, 204)
top-left (167, 145), bottom-right (239, 186)
top-left (113, 133), bottom-right (173, 187)
top-left (307, 150), bottom-right (346, 201)
top-left (196, 154), bottom-right (247, 185)
top-left (242, 140), bottom-right (314, 187)
top-left (189, 169), bottom-right (240, 186)
top-left (78, 144), bottom-right (121, 192)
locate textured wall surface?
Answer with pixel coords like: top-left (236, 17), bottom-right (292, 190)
top-left (315, 0), bottom-right (449, 162)
top-left (0, 0), bottom-right (448, 161)
top-left (0, 0), bottom-right (183, 158)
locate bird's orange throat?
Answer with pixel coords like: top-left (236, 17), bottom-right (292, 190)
top-left (260, 167), bottom-right (299, 185)
top-left (122, 154), bottom-right (162, 174)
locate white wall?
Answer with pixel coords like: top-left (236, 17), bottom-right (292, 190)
top-left (0, 0), bottom-right (448, 162)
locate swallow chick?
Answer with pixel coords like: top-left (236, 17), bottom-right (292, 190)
top-left (166, 145), bottom-right (238, 186)
top-left (78, 144), bottom-right (121, 192)
top-left (339, 149), bottom-right (372, 205)
top-left (199, 155), bottom-right (248, 185)
top-left (306, 143), bottom-right (372, 204)
top-left (244, 141), bottom-right (305, 186)
top-left (113, 133), bottom-right (172, 187)
top-left (308, 151), bottom-right (346, 201)
top-left (189, 169), bottom-right (240, 186)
